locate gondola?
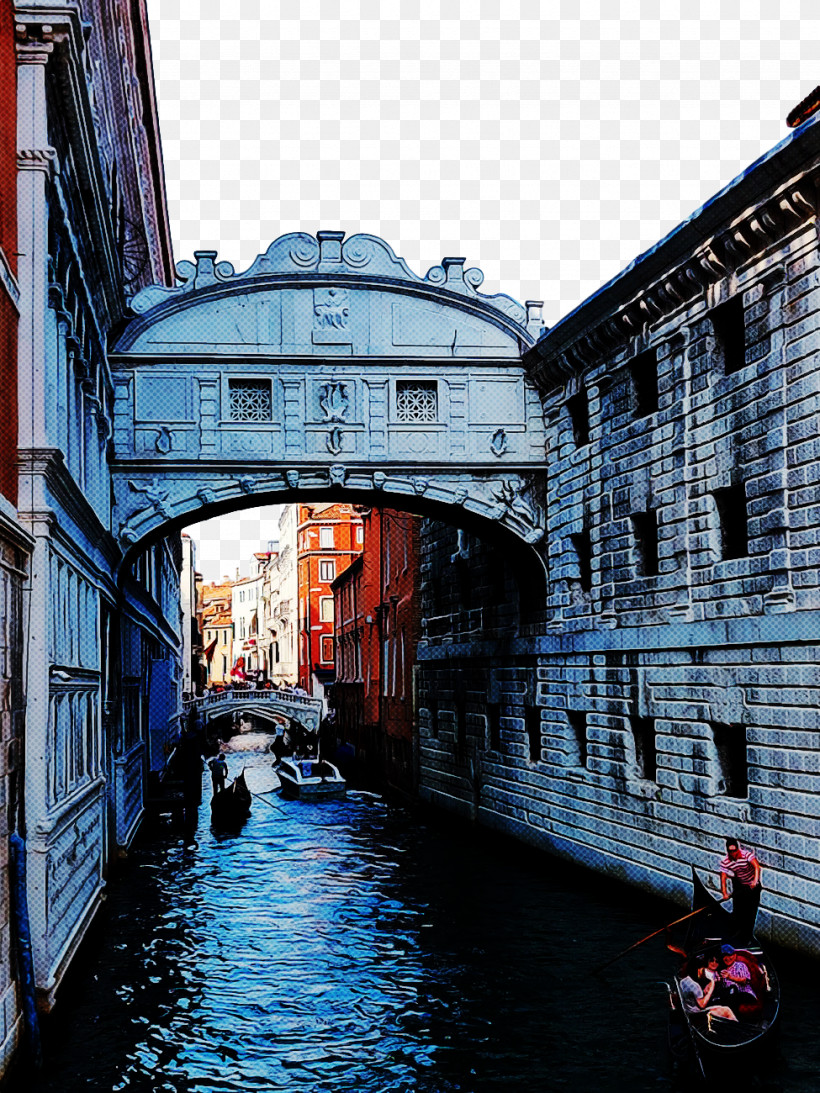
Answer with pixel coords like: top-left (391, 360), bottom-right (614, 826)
top-left (210, 769), bottom-right (252, 827)
top-left (667, 868), bottom-right (780, 1076)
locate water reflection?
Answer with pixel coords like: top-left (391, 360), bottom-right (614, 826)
top-left (16, 747), bottom-right (820, 1092)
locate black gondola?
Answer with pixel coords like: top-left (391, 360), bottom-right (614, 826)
top-left (668, 868), bottom-right (780, 1076)
top-left (210, 769), bottom-right (252, 828)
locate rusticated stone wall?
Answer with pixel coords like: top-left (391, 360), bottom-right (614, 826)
top-left (416, 121), bottom-right (820, 955)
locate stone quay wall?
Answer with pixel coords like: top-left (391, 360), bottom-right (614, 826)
top-left (417, 117), bottom-right (820, 955)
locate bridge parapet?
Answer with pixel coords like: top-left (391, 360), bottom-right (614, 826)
top-left (183, 688), bottom-right (324, 733)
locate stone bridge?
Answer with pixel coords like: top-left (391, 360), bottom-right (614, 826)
top-left (183, 688), bottom-right (324, 733)
top-left (109, 231), bottom-right (549, 577)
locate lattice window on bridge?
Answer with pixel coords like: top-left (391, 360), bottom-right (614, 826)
top-left (395, 380), bottom-right (437, 422)
top-left (228, 378), bottom-right (273, 421)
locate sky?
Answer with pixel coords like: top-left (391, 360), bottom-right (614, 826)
top-left (147, 1), bottom-right (820, 579)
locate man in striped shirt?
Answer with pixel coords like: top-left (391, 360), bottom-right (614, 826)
top-left (719, 838), bottom-right (763, 944)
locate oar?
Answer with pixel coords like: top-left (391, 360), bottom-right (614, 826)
top-left (248, 788), bottom-right (287, 815)
top-left (595, 897), bottom-right (731, 974)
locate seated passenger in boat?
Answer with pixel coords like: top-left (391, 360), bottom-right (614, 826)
top-left (680, 961), bottom-right (738, 1023)
top-left (701, 954), bottom-right (721, 983)
top-left (718, 945), bottom-right (761, 1016)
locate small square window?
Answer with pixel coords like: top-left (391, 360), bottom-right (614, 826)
top-left (630, 348), bottom-right (659, 416)
top-left (567, 710), bottom-right (588, 768)
top-left (319, 560), bottom-right (335, 582)
top-left (566, 388), bottom-right (590, 447)
top-left (319, 596), bottom-right (334, 623)
top-left (710, 297), bottom-right (746, 375)
top-left (710, 722), bottom-right (748, 798)
top-left (570, 529), bottom-right (593, 593)
top-left (713, 485), bottom-right (749, 559)
top-left (487, 702), bottom-right (501, 751)
top-left (396, 380), bottom-right (437, 422)
top-left (631, 509), bottom-right (659, 577)
top-left (320, 635), bottom-right (334, 663)
top-left (630, 715), bottom-right (657, 781)
top-left (319, 527), bottom-right (334, 548)
top-left (228, 378), bottom-right (272, 421)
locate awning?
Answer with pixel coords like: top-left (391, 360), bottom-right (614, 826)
top-left (204, 636), bottom-right (218, 661)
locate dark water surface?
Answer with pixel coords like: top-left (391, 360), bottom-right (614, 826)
top-left (14, 750), bottom-right (820, 1092)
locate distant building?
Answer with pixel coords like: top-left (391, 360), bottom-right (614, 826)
top-left (231, 555), bottom-right (269, 680)
top-left (260, 543), bottom-right (296, 687)
top-left (332, 507), bottom-right (421, 792)
top-left (199, 579), bottom-right (234, 685)
top-left (273, 505), bottom-right (299, 685)
top-left (296, 503), bottom-right (363, 699)
top-left (179, 535), bottom-right (202, 697)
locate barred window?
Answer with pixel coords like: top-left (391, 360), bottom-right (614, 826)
top-left (396, 380), bottom-right (437, 422)
top-left (228, 378), bottom-right (272, 421)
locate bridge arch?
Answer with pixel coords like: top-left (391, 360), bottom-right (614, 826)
top-left (109, 231), bottom-right (549, 587)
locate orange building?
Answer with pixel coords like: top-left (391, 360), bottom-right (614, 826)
top-left (296, 503), bottom-right (363, 697)
top-left (199, 579), bottom-right (234, 685)
top-left (332, 508), bottom-right (421, 793)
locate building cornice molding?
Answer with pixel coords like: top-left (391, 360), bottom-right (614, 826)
top-left (15, 9), bottom-right (124, 325)
top-left (526, 146), bottom-right (820, 391)
top-left (17, 447), bottom-right (120, 569)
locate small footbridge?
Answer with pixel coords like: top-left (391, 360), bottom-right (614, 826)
top-left (182, 688), bottom-right (324, 733)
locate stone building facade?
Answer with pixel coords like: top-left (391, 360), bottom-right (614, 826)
top-left (296, 503), bottom-right (363, 698)
top-left (0, 0), bottom-right (33, 1069)
top-left (332, 507), bottom-right (422, 793)
top-left (417, 112), bottom-right (820, 954)
top-left (11, 0), bottom-right (179, 1034)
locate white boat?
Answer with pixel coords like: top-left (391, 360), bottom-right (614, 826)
top-left (276, 756), bottom-right (346, 800)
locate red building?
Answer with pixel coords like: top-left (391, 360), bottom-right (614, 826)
top-left (0, 0), bottom-right (17, 506)
top-left (332, 507), bottom-right (421, 794)
top-left (296, 503), bottom-right (363, 697)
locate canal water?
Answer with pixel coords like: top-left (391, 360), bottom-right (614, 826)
top-left (14, 747), bottom-right (820, 1092)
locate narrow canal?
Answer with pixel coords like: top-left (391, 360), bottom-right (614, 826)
top-left (15, 746), bottom-right (820, 1092)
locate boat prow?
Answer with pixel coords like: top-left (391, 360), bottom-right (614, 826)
top-left (210, 769), bottom-right (252, 827)
top-left (276, 757), bottom-right (346, 800)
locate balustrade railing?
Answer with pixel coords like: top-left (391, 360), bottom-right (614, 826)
top-left (183, 687), bottom-right (321, 712)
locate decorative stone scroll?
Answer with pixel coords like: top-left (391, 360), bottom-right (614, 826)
top-left (128, 231), bottom-right (532, 331)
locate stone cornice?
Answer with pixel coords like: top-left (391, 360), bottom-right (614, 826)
top-left (15, 8), bottom-right (124, 326)
top-left (118, 232), bottom-right (543, 351)
top-left (525, 120), bottom-right (820, 391)
top-left (17, 447), bottom-right (120, 569)
top-left (119, 575), bottom-right (182, 653)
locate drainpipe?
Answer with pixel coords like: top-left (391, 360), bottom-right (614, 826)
top-left (9, 831), bottom-right (41, 1066)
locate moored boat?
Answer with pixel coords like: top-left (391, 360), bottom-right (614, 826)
top-left (210, 769), bottom-right (252, 827)
top-left (276, 756), bottom-right (346, 800)
top-left (667, 869), bottom-right (780, 1075)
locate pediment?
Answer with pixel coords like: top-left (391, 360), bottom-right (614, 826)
top-left (115, 232), bottom-right (543, 357)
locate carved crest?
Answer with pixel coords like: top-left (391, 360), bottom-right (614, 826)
top-left (326, 426), bottom-right (343, 456)
top-left (490, 428), bottom-right (508, 457)
top-left (128, 478), bottom-right (172, 519)
top-left (492, 478), bottom-right (544, 540)
top-left (314, 287), bottom-right (350, 330)
top-left (154, 427), bottom-right (172, 454)
top-left (319, 382), bottom-right (350, 423)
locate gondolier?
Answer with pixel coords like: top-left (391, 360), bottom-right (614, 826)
top-left (719, 838), bottom-right (762, 944)
top-left (207, 753), bottom-right (228, 795)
